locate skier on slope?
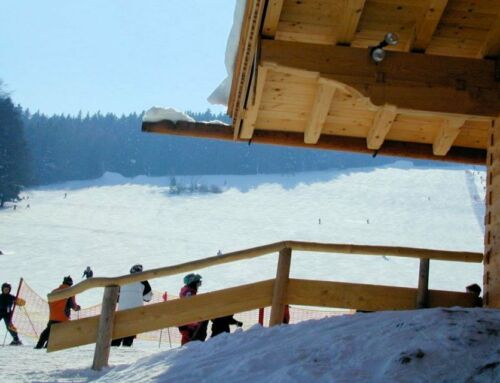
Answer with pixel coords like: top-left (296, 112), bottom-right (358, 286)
top-left (0, 282), bottom-right (24, 345)
top-left (111, 264), bottom-right (152, 347)
top-left (178, 273), bottom-right (208, 345)
top-left (35, 276), bottom-right (80, 349)
top-left (82, 266), bottom-right (93, 279)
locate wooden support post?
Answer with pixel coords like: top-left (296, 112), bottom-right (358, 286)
top-left (270, 247), bottom-right (292, 326)
top-left (416, 258), bottom-right (430, 308)
top-left (92, 285), bottom-right (119, 371)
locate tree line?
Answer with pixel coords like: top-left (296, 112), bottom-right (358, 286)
top-left (1, 91), bottom-right (406, 206)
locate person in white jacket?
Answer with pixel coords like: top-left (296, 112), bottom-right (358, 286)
top-left (111, 264), bottom-right (152, 347)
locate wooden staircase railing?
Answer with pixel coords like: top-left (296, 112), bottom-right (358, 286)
top-left (45, 240), bottom-right (482, 370)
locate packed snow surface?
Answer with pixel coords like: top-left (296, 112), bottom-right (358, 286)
top-left (0, 163), bottom-right (492, 382)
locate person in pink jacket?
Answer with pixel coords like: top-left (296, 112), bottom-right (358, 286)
top-left (178, 273), bottom-right (207, 345)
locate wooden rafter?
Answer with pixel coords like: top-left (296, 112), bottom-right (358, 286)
top-left (337, 0), bottom-right (366, 44)
top-left (478, 14), bottom-right (500, 58)
top-left (412, 0), bottom-right (448, 52)
top-left (432, 118), bottom-right (466, 156)
top-left (142, 120), bottom-right (486, 165)
top-left (366, 105), bottom-right (397, 150)
top-left (260, 39), bottom-right (500, 117)
top-left (241, 66), bottom-right (268, 139)
top-left (262, 0), bottom-right (284, 38)
top-left (304, 81), bottom-right (336, 144)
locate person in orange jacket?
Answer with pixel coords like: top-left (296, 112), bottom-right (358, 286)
top-left (35, 276), bottom-right (81, 349)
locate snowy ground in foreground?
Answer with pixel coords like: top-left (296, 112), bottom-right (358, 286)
top-left (2, 308), bottom-right (500, 383)
top-left (0, 162), bottom-right (489, 381)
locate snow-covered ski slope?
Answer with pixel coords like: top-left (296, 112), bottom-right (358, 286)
top-left (0, 161), bottom-right (494, 382)
top-left (0, 161), bottom-right (486, 307)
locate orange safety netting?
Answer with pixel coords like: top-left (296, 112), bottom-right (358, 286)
top-left (6, 279), bottom-right (353, 347)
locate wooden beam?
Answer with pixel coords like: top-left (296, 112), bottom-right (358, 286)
top-left (416, 259), bottom-right (430, 308)
top-left (478, 15), bottom-right (500, 58)
top-left (262, 0), bottom-right (284, 38)
top-left (229, 0), bottom-right (267, 137)
top-left (270, 247), bottom-right (292, 326)
top-left (366, 105), bottom-right (397, 150)
top-left (433, 118), bottom-right (466, 156)
top-left (286, 279), bottom-right (476, 311)
top-left (49, 241), bottom-right (283, 301)
top-left (48, 280), bottom-right (274, 352)
top-left (241, 66), bottom-right (268, 139)
top-left (412, 0), bottom-right (448, 52)
top-left (337, 0), bottom-right (366, 44)
top-left (142, 120), bottom-right (486, 165)
top-left (304, 81), bottom-right (336, 144)
top-left (260, 39), bottom-right (500, 118)
top-left (91, 285), bottom-right (119, 371)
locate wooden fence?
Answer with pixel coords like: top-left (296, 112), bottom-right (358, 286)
top-left (45, 240), bottom-right (482, 370)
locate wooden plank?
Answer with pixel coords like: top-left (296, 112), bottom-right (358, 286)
top-left (366, 105), bottom-right (397, 150)
top-left (260, 39), bottom-right (500, 117)
top-left (478, 15), bottom-right (500, 58)
top-left (285, 240), bottom-right (483, 263)
top-left (91, 285), bottom-right (119, 371)
top-left (142, 120), bottom-right (486, 165)
top-left (412, 0), bottom-right (449, 51)
top-left (262, 0), bottom-right (284, 37)
top-left (241, 66), bottom-right (269, 139)
top-left (433, 118), bottom-right (466, 155)
top-left (270, 248), bottom-right (292, 326)
top-left (416, 259), bottom-right (430, 308)
top-left (48, 280), bottom-right (274, 352)
top-left (304, 82), bottom-right (336, 144)
top-left (337, 0), bottom-right (366, 44)
top-left (286, 279), bottom-right (477, 311)
top-left (48, 241), bottom-right (283, 301)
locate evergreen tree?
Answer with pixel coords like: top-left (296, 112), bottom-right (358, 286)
top-left (0, 89), bottom-right (31, 207)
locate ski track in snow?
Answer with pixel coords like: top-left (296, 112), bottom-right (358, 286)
top-left (0, 163), bottom-right (489, 381)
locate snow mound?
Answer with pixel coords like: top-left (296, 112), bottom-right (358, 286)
top-left (78, 308), bottom-right (500, 382)
top-left (142, 107), bottom-right (195, 123)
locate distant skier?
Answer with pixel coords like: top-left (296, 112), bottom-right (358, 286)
top-left (111, 264), bottom-right (152, 347)
top-left (13, 205), bottom-right (16, 211)
top-left (35, 276), bottom-right (80, 349)
top-left (0, 282), bottom-right (24, 345)
top-left (217, 250), bottom-right (223, 256)
top-left (82, 266), bottom-right (93, 279)
top-left (178, 273), bottom-right (208, 345)
top-left (318, 218), bottom-right (321, 225)
top-left (64, 193), bottom-right (67, 199)
top-left (210, 315), bottom-right (243, 338)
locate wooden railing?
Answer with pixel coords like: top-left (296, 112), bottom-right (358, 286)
top-left (46, 240), bottom-right (482, 370)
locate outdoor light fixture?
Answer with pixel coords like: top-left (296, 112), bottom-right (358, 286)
top-left (370, 32), bottom-right (399, 63)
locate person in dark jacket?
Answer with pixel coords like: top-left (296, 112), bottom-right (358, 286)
top-left (210, 315), bottom-right (243, 338)
top-left (35, 276), bottom-right (81, 349)
top-left (82, 266), bottom-right (93, 279)
top-left (0, 282), bottom-right (24, 345)
top-left (466, 283), bottom-right (483, 307)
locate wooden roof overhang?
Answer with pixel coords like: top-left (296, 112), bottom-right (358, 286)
top-left (143, 0), bottom-right (500, 164)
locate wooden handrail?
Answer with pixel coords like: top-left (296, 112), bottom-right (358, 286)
top-left (48, 240), bottom-right (482, 302)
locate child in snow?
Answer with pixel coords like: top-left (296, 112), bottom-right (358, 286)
top-left (111, 264), bottom-right (152, 347)
top-left (178, 273), bottom-right (208, 345)
top-left (210, 315), bottom-right (243, 337)
top-left (35, 276), bottom-right (81, 349)
top-left (0, 282), bottom-right (24, 345)
top-left (466, 283), bottom-right (483, 307)
top-left (82, 266), bottom-right (93, 279)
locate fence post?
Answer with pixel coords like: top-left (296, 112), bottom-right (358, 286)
top-left (416, 258), bottom-right (430, 308)
top-left (270, 247), bottom-right (292, 326)
top-left (92, 285), bottom-right (119, 371)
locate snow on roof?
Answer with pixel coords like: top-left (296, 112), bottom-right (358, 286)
top-left (142, 107), bottom-right (195, 123)
top-left (207, 0), bottom-right (247, 106)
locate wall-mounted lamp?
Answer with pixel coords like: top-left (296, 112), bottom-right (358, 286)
top-left (370, 32), bottom-right (399, 63)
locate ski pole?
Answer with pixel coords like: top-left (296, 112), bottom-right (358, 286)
top-left (158, 329), bottom-right (163, 349)
top-left (167, 328), bottom-right (172, 348)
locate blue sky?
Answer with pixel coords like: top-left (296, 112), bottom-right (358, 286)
top-left (0, 0), bottom-right (235, 116)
